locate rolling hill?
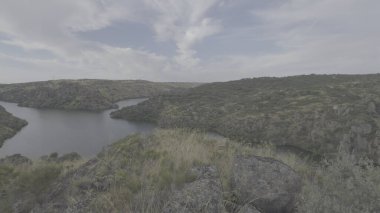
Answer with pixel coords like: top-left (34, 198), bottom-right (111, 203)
top-left (0, 79), bottom-right (199, 111)
top-left (111, 74), bottom-right (380, 163)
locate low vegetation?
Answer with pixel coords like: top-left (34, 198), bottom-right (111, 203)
top-left (1, 129), bottom-right (378, 212)
top-left (112, 74), bottom-right (380, 164)
top-left (297, 146), bottom-right (380, 213)
top-left (0, 79), bottom-right (199, 111)
top-left (2, 74), bottom-right (380, 212)
top-left (0, 105), bottom-right (27, 147)
top-left (0, 155), bottom-right (83, 213)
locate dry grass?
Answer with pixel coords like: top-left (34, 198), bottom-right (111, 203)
top-left (0, 157), bottom-right (85, 213)
top-left (6, 129), bottom-right (376, 213)
top-left (82, 129), bottom-right (314, 213)
top-left (297, 148), bottom-right (380, 213)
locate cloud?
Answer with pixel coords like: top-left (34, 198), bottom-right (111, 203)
top-left (241, 0), bottom-right (380, 76)
top-left (142, 0), bottom-right (223, 66)
top-left (0, 0), bottom-right (225, 82)
top-left (0, 0), bottom-right (379, 83)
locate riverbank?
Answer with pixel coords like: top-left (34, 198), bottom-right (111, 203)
top-left (0, 99), bottom-right (155, 158)
top-left (0, 105), bottom-right (27, 148)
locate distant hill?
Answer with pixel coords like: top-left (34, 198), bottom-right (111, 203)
top-left (0, 106), bottom-right (27, 147)
top-left (0, 80), bottom-right (199, 111)
top-left (111, 74), bottom-right (380, 163)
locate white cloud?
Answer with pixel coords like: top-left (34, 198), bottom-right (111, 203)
top-left (242, 0), bottom-right (380, 76)
top-left (142, 0), bottom-right (223, 66)
top-left (0, 0), bottom-right (379, 83)
top-left (0, 0), bottom-right (225, 82)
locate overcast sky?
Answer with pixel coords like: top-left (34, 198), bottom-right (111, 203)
top-left (0, 0), bottom-right (379, 83)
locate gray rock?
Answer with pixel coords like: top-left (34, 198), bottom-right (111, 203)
top-left (237, 204), bottom-right (262, 213)
top-left (231, 155), bottom-right (301, 213)
top-left (332, 104), bottom-right (352, 117)
top-left (163, 166), bottom-right (225, 213)
top-left (351, 123), bottom-right (372, 135)
top-left (367, 102), bottom-right (377, 114)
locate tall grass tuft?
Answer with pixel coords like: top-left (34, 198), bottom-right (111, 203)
top-left (297, 146), bottom-right (380, 213)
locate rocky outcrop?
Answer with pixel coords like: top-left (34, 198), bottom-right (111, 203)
top-left (237, 205), bottom-right (262, 213)
top-left (15, 131), bottom-right (303, 213)
top-left (231, 155), bottom-right (302, 213)
top-left (163, 166), bottom-right (225, 213)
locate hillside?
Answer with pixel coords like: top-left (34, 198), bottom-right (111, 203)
top-left (111, 74), bottom-right (380, 163)
top-left (0, 80), bottom-right (198, 111)
top-left (0, 106), bottom-right (27, 147)
top-left (1, 129), bottom-right (379, 213)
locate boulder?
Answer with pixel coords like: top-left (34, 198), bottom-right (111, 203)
top-left (237, 204), bottom-right (262, 213)
top-left (163, 166), bottom-right (225, 213)
top-left (231, 155), bottom-right (301, 213)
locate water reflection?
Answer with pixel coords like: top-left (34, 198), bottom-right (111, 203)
top-left (0, 99), bottom-right (154, 158)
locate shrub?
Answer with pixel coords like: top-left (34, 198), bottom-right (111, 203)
top-left (297, 148), bottom-right (380, 213)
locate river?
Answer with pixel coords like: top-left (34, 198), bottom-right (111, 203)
top-left (0, 99), bottom-right (155, 159)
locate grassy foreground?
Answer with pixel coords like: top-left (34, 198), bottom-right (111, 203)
top-left (1, 129), bottom-right (379, 212)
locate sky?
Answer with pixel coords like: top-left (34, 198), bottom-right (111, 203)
top-left (0, 0), bottom-right (379, 83)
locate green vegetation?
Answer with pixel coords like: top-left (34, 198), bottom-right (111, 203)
top-left (0, 105), bottom-right (27, 147)
top-left (112, 74), bottom-right (380, 164)
top-left (0, 129), bottom-right (379, 212)
top-left (297, 147), bottom-right (380, 213)
top-left (0, 153), bottom-right (84, 213)
top-left (2, 74), bottom-right (380, 212)
top-left (0, 79), bottom-right (199, 111)
top-left (0, 161), bottom-right (63, 212)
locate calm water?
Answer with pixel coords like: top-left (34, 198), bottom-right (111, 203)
top-left (0, 99), bottom-right (155, 159)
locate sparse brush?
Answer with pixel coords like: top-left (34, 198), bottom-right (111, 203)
top-left (4, 129), bottom-right (378, 213)
top-left (297, 147), bottom-right (380, 213)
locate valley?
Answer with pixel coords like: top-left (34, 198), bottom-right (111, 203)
top-left (1, 74), bottom-right (380, 213)
top-left (112, 74), bottom-right (380, 164)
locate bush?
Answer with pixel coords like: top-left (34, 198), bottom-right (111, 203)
top-left (297, 148), bottom-right (380, 213)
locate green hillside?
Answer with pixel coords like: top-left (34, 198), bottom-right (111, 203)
top-left (0, 106), bottom-right (27, 147)
top-left (111, 74), bottom-right (380, 163)
top-left (0, 80), bottom-right (199, 111)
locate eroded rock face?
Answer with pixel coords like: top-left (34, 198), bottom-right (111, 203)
top-left (163, 166), bottom-right (225, 213)
top-left (231, 155), bottom-right (301, 213)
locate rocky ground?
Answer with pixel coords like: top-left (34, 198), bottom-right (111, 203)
top-left (0, 105), bottom-right (27, 147)
top-left (1, 129), bottom-right (379, 213)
